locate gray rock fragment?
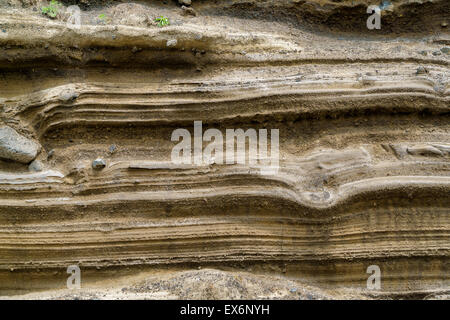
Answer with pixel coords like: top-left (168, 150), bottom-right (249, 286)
top-left (47, 149), bottom-right (54, 159)
top-left (60, 90), bottom-right (79, 102)
top-left (0, 126), bottom-right (40, 164)
top-left (92, 158), bottom-right (106, 170)
top-left (407, 145), bottom-right (444, 156)
top-left (416, 66), bottom-right (427, 74)
top-left (166, 39), bottom-right (178, 47)
top-left (28, 160), bottom-right (43, 172)
top-left (179, 0), bottom-right (192, 5)
top-left (181, 5), bottom-right (197, 16)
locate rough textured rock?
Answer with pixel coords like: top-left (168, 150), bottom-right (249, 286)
top-left (0, 126), bottom-right (40, 164)
top-left (181, 5), bottom-right (196, 16)
top-left (0, 0), bottom-right (448, 300)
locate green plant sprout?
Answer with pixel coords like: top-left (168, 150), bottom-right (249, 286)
top-left (155, 16), bottom-right (170, 27)
top-left (97, 13), bottom-right (111, 24)
top-left (41, 0), bottom-right (61, 18)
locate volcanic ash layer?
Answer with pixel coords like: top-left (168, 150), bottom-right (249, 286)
top-left (0, 0), bottom-right (449, 299)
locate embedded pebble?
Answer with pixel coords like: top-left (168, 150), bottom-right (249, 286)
top-left (60, 90), bottom-right (78, 102)
top-left (28, 160), bottom-right (43, 172)
top-left (166, 39), bottom-right (178, 47)
top-left (416, 66), bottom-right (427, 74)
top-left (181, 5), bottom-right (197, 16)
top-left (92, 158), bottom-right (106, 170)
top-left (0, 126), bottom-right (41, 164)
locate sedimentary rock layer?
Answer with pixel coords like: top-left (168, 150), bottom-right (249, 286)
top-left (0, 0), bottom-right (448, 298)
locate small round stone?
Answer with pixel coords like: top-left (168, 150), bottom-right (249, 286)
top-left (166, 39), bottom-right (178, 47)
top-left (440, 47), bottom-right (450, 54)
top-left (92, 158), bottom-right (106, 170)
top-left (28, 160), bottom-right (43, 172)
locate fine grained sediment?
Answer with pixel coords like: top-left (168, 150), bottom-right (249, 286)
top-left (0, 0), bottom-right (448, 299)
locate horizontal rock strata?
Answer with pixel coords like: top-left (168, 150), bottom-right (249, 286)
top-left (0, 0), bottom-right (448, 298)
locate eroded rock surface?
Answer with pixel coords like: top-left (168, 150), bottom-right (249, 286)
top-left (0, 0), bottom-right (448, 300)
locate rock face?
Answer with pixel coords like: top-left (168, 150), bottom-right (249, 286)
top-left (0, 0), bottom-right (448, 299)
top-left (0, 126), bottom-right (40, 164)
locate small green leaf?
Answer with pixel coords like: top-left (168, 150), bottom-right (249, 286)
top-left (41, 1), bottom-right (61, 19)
top-left (155, 16), bottom-right (170, 27)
